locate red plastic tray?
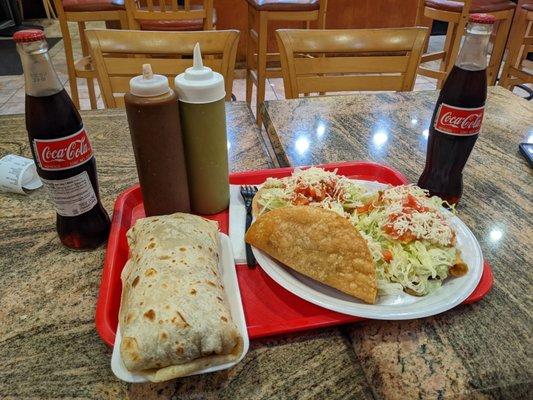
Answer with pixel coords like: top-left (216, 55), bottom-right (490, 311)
top-left (96, 161), bottom-right (494, 346)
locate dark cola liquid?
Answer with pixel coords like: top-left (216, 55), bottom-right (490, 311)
top-left (418, 66), bottom-right (487, 205)
top-left (26, 89), bottom-right (110, 250)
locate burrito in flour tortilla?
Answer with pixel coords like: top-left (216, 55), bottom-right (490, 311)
top-left (119, 213), bottom-right (243, 382)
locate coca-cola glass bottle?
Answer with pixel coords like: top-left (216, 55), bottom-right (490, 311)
top-left (14, 29), bottom-right (110, 250)
top-left (418, 13), bottom-right (495, 205)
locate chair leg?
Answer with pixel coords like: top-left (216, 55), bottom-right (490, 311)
top-left (420, 6), bottom-right (434, 53)
top-left (488, 11), bottom-right (513, 85)
top-left (69, 77), bottom-right (81, 109)
top-left (118, 10), bottom-right (129, 29)
top-left (42, 0), bottom-right (51, 20)
top-left (77, 21), bottom-right (97, 110)
top-left (517, 20), bottom-right (532, 63)
top-left (318, 0), bottom-right (327, 29)
top-left (500, 10), bottom-right (529, 89)
top-left (47, 0), bottom-right (57, 18)
top-left (87, 78), bottom-right (97, 110)
top-left (78, 21), bottom-right (89, 57)
top-left (18, 0), bottom-right (24, 19)
top-left (439, 17), bottom-right (466, 88)
top-left (256, 12), bottom-right (268, 126)
top-left (421, 18), bottom-right (432, 55)
top-left (437, 20), bottom-right (458, 87)
top-left (60, 21), bottom-right (80, 108)
top-left (246, 6), bottom-right (254, 106)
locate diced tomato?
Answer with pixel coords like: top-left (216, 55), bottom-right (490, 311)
top-left (387, 212), bottom-right (401, 221)
top-left (382, 249), bottom-right (393, 263)
top-left (293, 180), bottom-right (334, 203)
top-left (397, 231), bottom-right (417, 242)
top-left (382, 223), bottom-right (395, 235)
top-left (380, 195), bottom-right (430, 243)
top-left (292, 195), bottom-right (310, 206)
top-left (384, 227), bottom-right (416, 243)
top-left (307, 186), bottom-right (318, 200)
top-left (383, 215), bottom-right (417, 243)
top-left (450, 230), bottom-right (457, 246)
top-left (324, 180), bottom-right (337, 196)
top-left (295, 185), bottom-right (307, 195)
top-left (403, 194), bottom-right (429, 213)
top-left (356, 203), bottom-right (374, 214)
top-left (403, 194), bottom-right (417, 208)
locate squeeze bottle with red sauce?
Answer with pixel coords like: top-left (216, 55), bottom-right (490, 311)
top-left (125, 64), bottom-right (190, 216)
top-left (174, 43), bottom-right (229, 214)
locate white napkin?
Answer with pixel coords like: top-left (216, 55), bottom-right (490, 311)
top-left (229, 185), bottom-right (247, 264)
top-left (229, 184), bottom-right (265, 264)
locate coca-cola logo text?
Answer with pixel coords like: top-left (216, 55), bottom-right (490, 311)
top-left (41, 137), bottom-right (90, 163)
top-left (34, 128), bottom-right (93, 170)
top-left (434, 104), bottom-right (484, 136)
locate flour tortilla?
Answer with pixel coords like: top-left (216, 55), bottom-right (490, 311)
top-left (119, 213), bottom-right (243, 382)
top-left (246, 206), bottom-right (377, 304)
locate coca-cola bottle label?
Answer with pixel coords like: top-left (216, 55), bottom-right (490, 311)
top-left (32, 126), bottom-right (98, 217)
top-left (434, 104), bottom-right (484, 136)
top-left (32, 127), bottom-right (93, 170)
top-left (41, 171), bottom-right (98, 216)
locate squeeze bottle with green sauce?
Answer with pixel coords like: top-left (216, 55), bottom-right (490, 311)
top-left (174, 43), bottom-right (229, 214)
top-left (125, 64), bottom-right (190, 217)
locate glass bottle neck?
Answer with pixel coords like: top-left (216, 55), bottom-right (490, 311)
top-left (455, 22), bottom-right (493, 71)
top-left (17, 40), bottom-right (63, 97)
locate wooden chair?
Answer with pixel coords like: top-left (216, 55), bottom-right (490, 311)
top-left (276, 28), bottom-right (428, 99)
top-left (499, 0), bottom-right (533, 92)
top-left (53, 0), bottom-right (128, 110)
top-left (86, 29), bottom-right (239, 108)
top-left (415, 0), bottom-right (516, 87)
top-left (246, 0), bottom-right (328, 125)
top-left (125, 0), bottom-right (215, 31)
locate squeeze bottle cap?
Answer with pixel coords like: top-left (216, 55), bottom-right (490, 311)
top-left (129, 64), bottom-right (170, 97)
top-left (174, 43), bottom-right (225, 104)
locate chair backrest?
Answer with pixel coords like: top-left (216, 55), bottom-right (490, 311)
top-left (86, 29), bottom-right (239, 108)
top-left (276, 27), bottom-right (429, 99)
top-left (125, 0), bottom-right (213, 30)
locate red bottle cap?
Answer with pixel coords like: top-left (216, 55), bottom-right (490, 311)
top-left (469, 13), bottom-right (496, 24)
top-left (13, 29), bottom-right (46, 43)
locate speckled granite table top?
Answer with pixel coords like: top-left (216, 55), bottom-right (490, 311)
top-left (1, 91), bottom-right (531, 399)
top-left (262, 86), bottom-right (533, 399)
top-left (0, 102), bottom-right (375, 400)
top-left (0, 102), bottom-right (356, 400)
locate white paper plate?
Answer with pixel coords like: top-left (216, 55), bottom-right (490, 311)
top-left (252, 182), bottom-right (484, 320)
top-left (111, 233), bottom-right (249, 383)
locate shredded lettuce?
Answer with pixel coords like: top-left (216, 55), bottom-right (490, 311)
top-left (355, 185), bottom-right (458, 296)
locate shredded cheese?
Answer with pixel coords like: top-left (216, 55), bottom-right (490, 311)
top-left (381, 203), bottom-right (454, 246)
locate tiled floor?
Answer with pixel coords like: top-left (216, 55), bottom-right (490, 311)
top-left (1, 19), bottom-right (531, 117)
